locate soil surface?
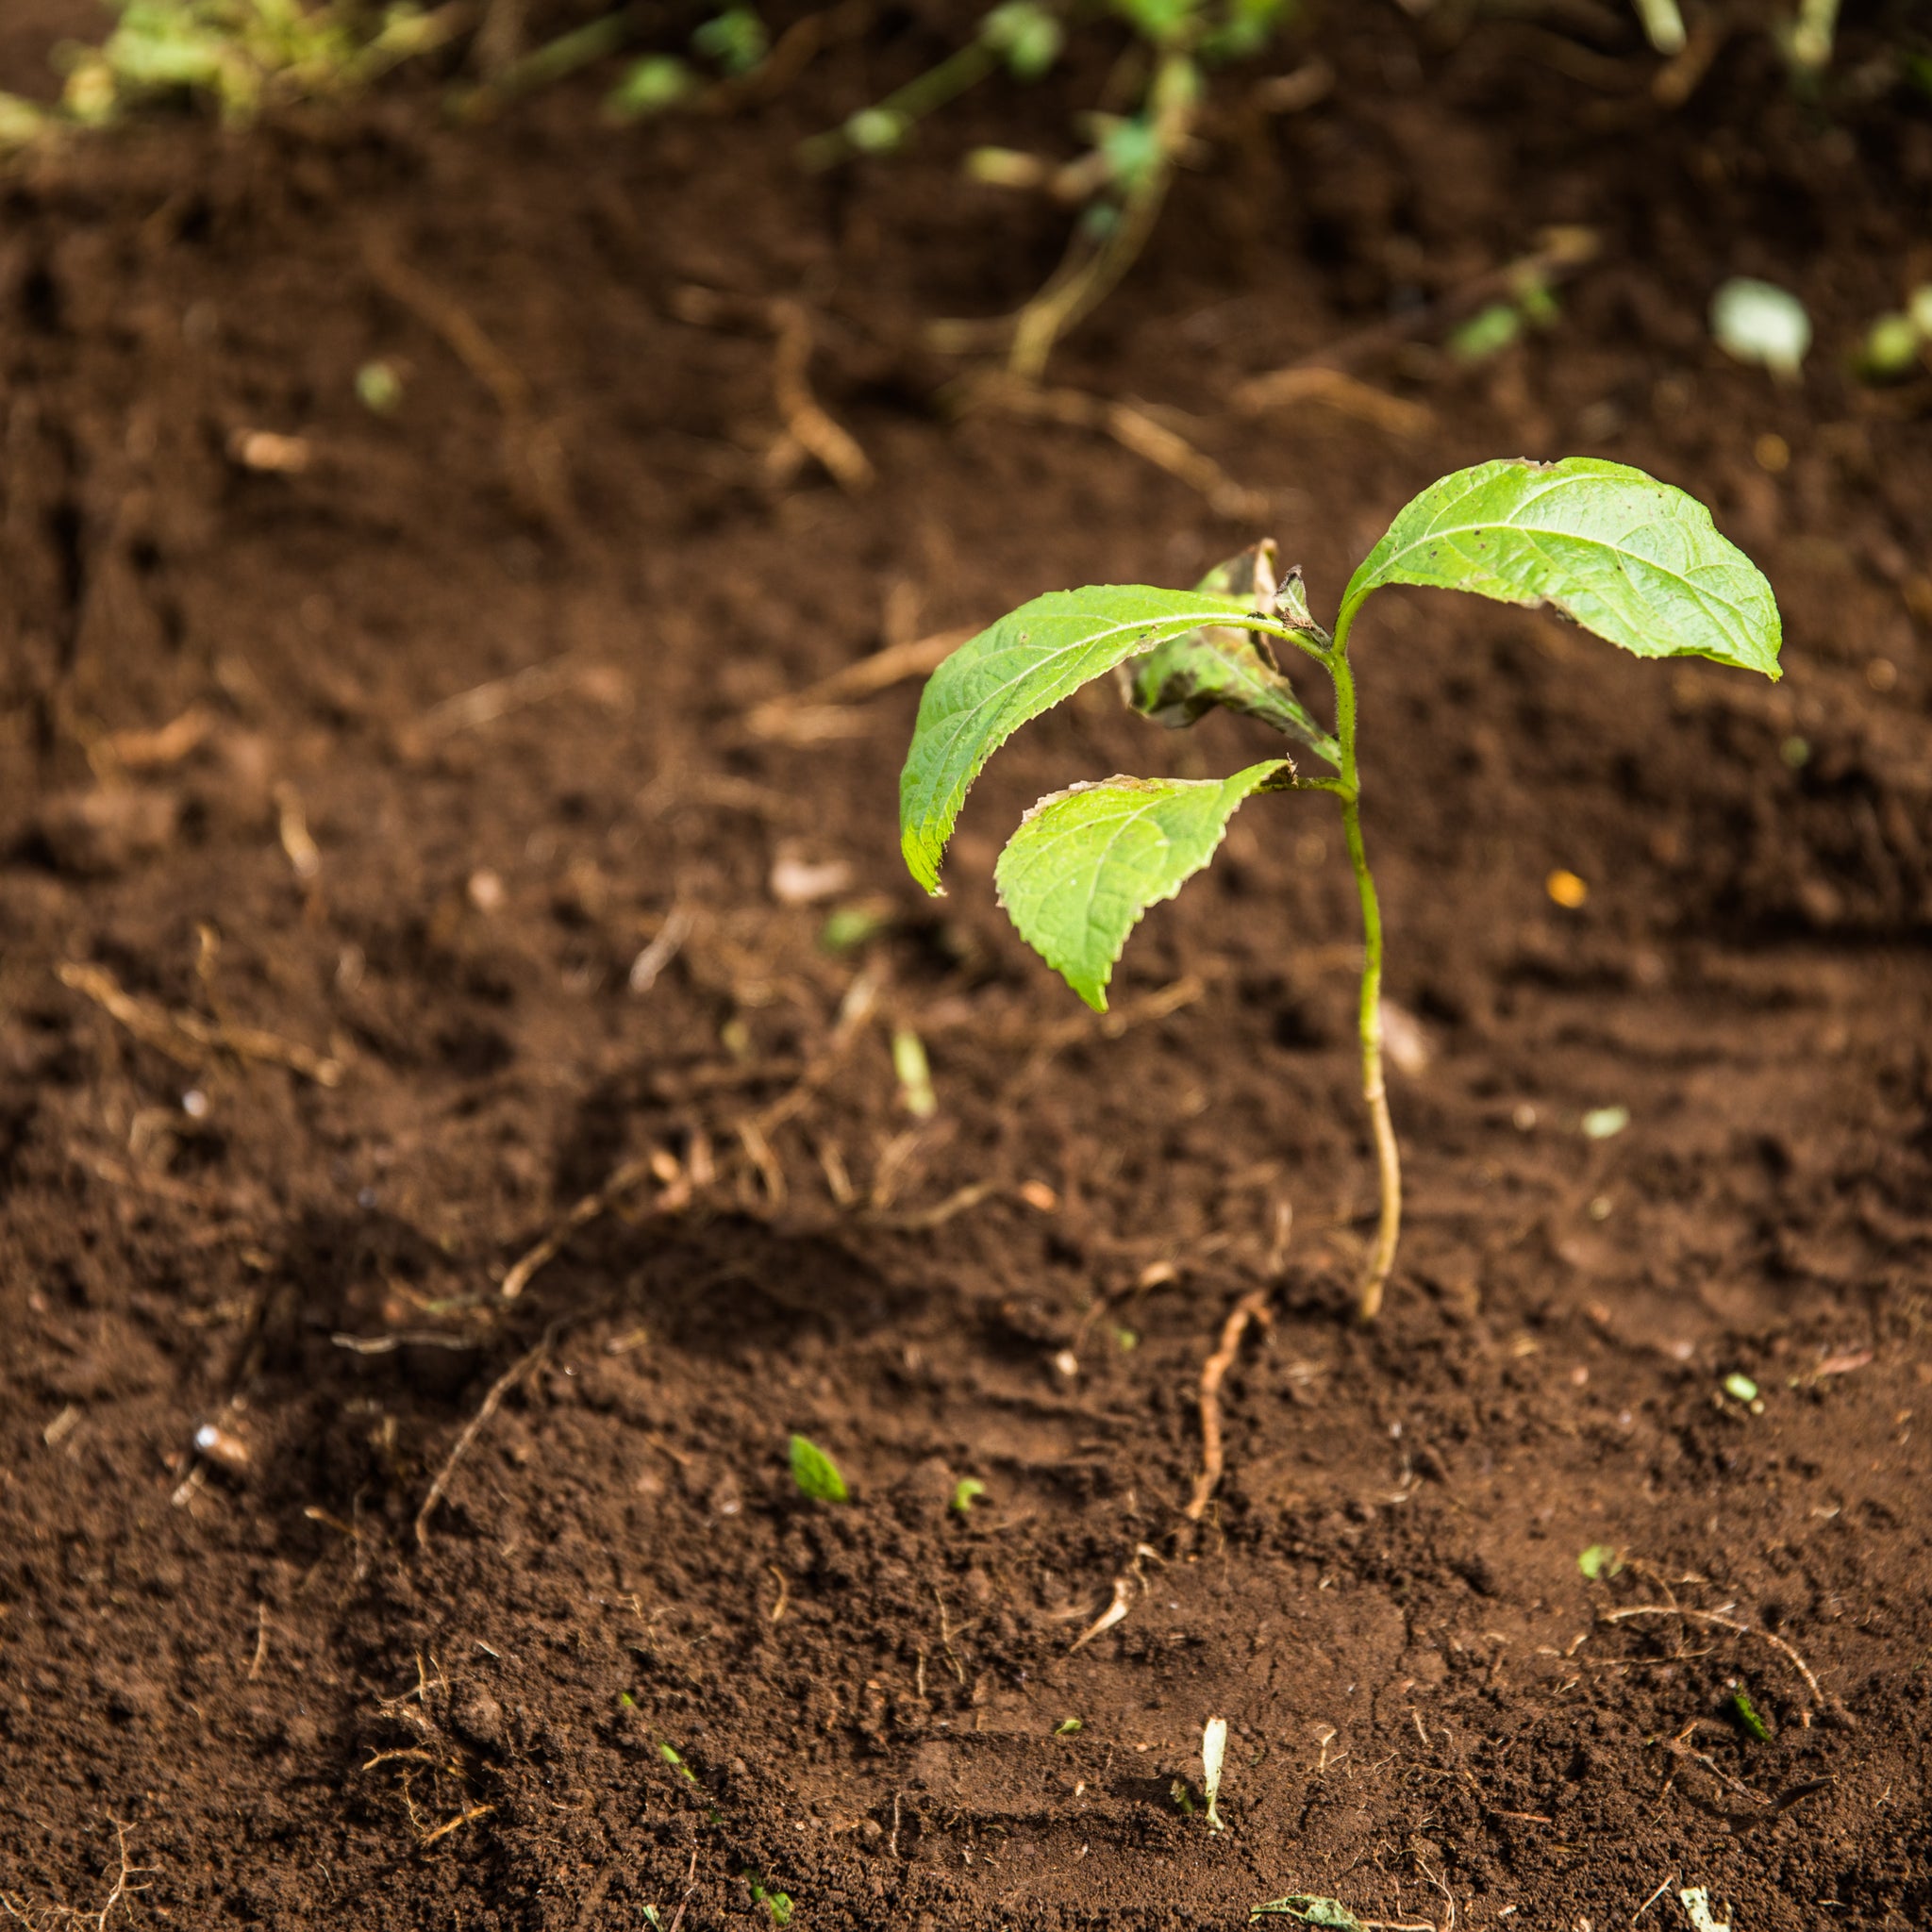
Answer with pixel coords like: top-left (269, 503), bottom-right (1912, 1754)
top-left (2, 7), bottom-right (1930, 1928)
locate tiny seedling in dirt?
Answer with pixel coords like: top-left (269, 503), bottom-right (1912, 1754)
top-left (789, 1432), bottom-right (850, 1502)
top-left (899, 458), bottom-right (1781, 1318)
top-left (1054, 1716), bottom-right (1083, 1736)
top-left (1727, 1686), bottom-right (1773, 1741)
top-left (1577, 1543), bottom-right (1624, 1581)
top-left (1201, 1714), bottom-right (1228, 1832)
top-left (950, 1475), bottom-right (988, 1515)
top-left (749, 1880), bottom-right (794, 1926)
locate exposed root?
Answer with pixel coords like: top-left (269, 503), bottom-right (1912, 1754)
top-left (1067, 1574), bottom-right (1133, 1654)
top-left (0, 1822), bottom-right (153, 1931)
top-left (1183, 1289), bottom-right (1274, 1522)
top-left (670, 287), bottom-right (873, 492)
top-left (408, 652), bottom-right (607, 745)
top-left (419, 1802), bottom-right (494, 1848)
top-left (769, 298), bottom-right (874, 491)
top-left (91, 704), bottom-right (214, 778)
top-left (414, 1327), bottom-right (558, 1547)
top-left (1233, 364), bottom-right (1432, 439)
top-left (1601, 1605), bottom-right (1839, 1725)
top-left (58, 959), bottom-right (342, 1087)
top-left (498, 1151), bottom-right (661, 1301)
top-left (963, 373), bottom-right (1268, 522)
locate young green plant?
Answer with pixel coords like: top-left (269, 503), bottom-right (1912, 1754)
top-left (898, 458), bottom-right (1781, 1319)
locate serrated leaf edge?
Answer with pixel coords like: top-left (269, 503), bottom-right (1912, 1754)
top-left (994, 762), bottom-right (1289, 1010)
top-left (1341, 457), bottom-right (1782, 679)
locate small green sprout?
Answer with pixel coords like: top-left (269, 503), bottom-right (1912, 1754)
top-left (691, 7), bottom-right (768, 76)
top-left (750, 1883), bottom-right (793, 1926)
top-left (891, 1027), bottom-right (938, 1119)
top-left (1448, 302), bottom-right (1523, 363)
top-left (659, 1741), bottom-right (700, 1783)
top-left (1728, 1687), bottom-right (1772, 1741)
top-left (950, 1476), bottom-right (988, 1516)
top-left (1054, 1716), bottom-right (1083, 1735)
top-left (1201, 1715), bottom-right (1227, 1831)
top-left (789, 1433), bottom-right (849, 1503)
top-left (897, 459), bottom-right (1781, 1321)
top-left (1251, 1898), bottom-right (1366, 1928)
top-left (356, 359), bottom-right (404, 414)
top-left (820, 903), bottom-right (892, 953)
top-left (1169, 1778), bottom-right (1197, 1818)
top-left (1723, 1373), bottom-right (1760, 1404)
top-left (1577, 1543), bottom-right (1624, 1581)
top-left (618, 1690), bottom-right (637, 1708)
top-left (605, 54), bottom-right (692, 121)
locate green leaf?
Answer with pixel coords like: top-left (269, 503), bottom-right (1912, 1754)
top-left (899, 585), bottom-right (1271, 892)
top-left (950, 1475), bottom-right (987, 1515)
top-left (995, 760), bottom-right (1291, 1010)
top-left (1120, 546), bottom-right (1338, 760)
top-left (1577, 1543), bottom-right (1624, 1580)
top-left (1341, 458), bottom-right (1781, 681)
top-left (788, 1433), bottom-right (849, 1503)
top-left (1251, 1898), bottom-right (1366, 1928)
top-left (1728, 1688), bottom-right (1772, 1741)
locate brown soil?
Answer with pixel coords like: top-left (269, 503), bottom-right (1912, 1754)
top-left (3, 8), bottom-right (1930, 1928)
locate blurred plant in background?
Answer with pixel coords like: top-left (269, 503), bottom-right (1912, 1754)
top-left (4, 1), bottom-right (460, 139)
top-left (0, 0), bottom-right (1914, 373)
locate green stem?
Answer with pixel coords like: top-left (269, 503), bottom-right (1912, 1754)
top-left (1326, 633), bottom-right (1400, 1322)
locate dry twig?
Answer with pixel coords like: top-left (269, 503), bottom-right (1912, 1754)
top-left (964, 373), bottom-right (1269, 522)
top-left (743, 628), bottom-right (972, 744)
top-left (1601, 1605), bottom-right (1837, 1724)
top-left (1184, 1289), bottom-right (1273, 1521)
top-left (671, 287), bottom-right (874, 492)
top-left (58, 960), bottom-right (342, 1087)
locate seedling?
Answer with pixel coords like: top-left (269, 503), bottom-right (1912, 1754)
top-left (788, 1432), bottom-right (849, 1502)
top-left (1577, 1543), bottom-right (1624, 1581)
top-left (1201, 1715), bottom-right (1227, 1832)
top-left (950, 1475), bottom-right (988, 1516)
top-left (899, 458), bottom-right (1781, 1319)
top-left (750, 1881), bottom-right (794, 1926)
top-left (1727, 1686), bottom-right (1772, 1741)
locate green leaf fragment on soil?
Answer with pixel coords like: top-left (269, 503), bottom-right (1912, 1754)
top-left (950, 1476), bottom-right (987, 1515)
top-left (1577, 1543), bottom-right (1624, 1580)
top-left (1728, 1688), bottom-right (1772, 1740)
top-left (899, 584), bottom-right (1278, 892)
top-left (1341, 458), bottom-right (1782, 680)
top-left (994, 760), bottom-right (1292, 1009)
top-left (789, 1433), bottom-right (850, 1503)
top-left (1723, 1373), bottom-right (1759, 1404)
top-left (1251, 1898), bottom-right (1367, 1928)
